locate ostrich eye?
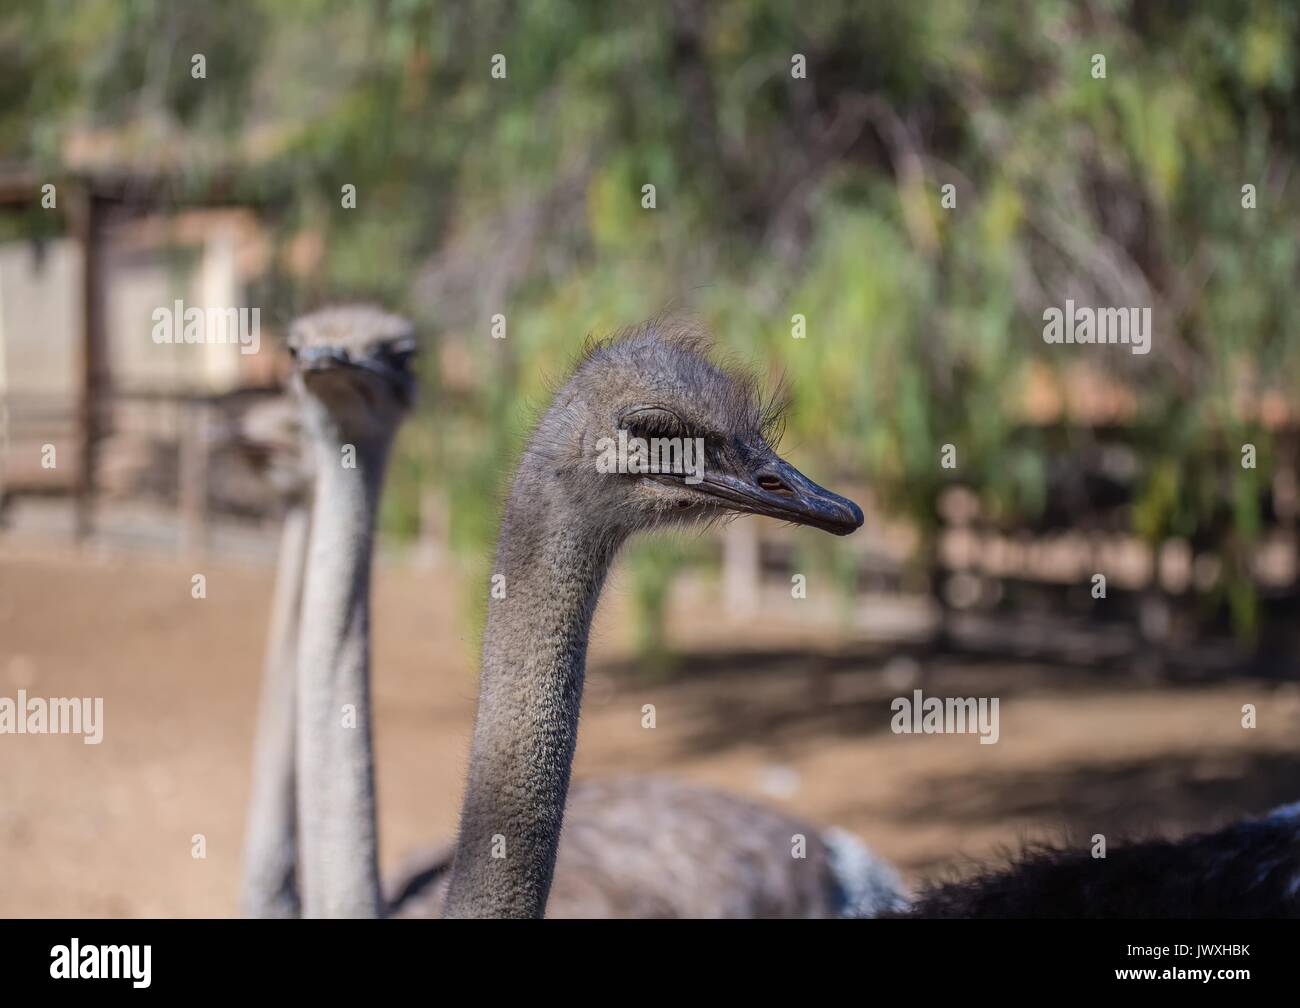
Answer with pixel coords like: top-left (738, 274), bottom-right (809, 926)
top-left (622, 407), bottom-right (688, 442)
top-left (379, 337), bottom-right (417, 369)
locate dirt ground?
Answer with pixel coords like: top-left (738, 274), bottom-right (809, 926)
top-left (2, 539), bottom-right (1299, 917)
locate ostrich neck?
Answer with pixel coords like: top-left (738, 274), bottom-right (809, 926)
top-left (296, 425), bottom-right (391, 918)
top-left (442, 477), bottom-right (623, 917)
top-left (240, 501), bottom-right (310, 918)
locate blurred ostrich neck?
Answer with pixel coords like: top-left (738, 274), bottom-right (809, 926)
top-left (297, 417), bottom-right (393, 918)
top-left (240, 500), bottom-right (309, 918)
top-left (443, 457), bottom-right (626, 918)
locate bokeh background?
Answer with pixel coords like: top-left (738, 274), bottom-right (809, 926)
top-left (2, 0), bottom-right (1300, 916)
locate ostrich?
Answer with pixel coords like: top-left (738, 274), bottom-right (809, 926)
top-left (390, 775), bottom-right (906, 918)
top-left (236, 395), bottom-right (312, 918)
top-left (438, 318), bottom-right (883, 918)
top-left (289, 305), bottom-right (418, 918)
top-left (283, 309), bottom-right (905, 918)
top-left (905, 803), bottom-right (1300, 918)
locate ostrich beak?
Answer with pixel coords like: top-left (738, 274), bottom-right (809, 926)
top-left (292, 343), bottom-right (417, 406)
top-left (696, 457), bottom-right (864, 536)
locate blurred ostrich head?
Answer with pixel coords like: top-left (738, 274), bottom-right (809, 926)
top-left (288, 305), bottom-right (418, 442)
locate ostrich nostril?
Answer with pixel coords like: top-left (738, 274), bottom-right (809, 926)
top-left (757, 473), bottom-right (794, 495)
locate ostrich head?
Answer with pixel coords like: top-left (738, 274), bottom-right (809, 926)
top-left (519, 319), bottom-right (863, 538)
top-left (288, 305), bottom-right (418, 441)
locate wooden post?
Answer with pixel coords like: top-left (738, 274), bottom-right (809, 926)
top-left (68, 183), bottom-right (104, 543)
top-left (414, 484), bottom-right (446, 569)
top-left (722, 517), bottom-right (760, 617)
top-left (179, 398), bottom-right (211, 555)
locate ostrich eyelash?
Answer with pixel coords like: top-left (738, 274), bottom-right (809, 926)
top-left (621, 408), bottom-right (690, 442)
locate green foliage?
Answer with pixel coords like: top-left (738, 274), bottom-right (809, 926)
top-left (9, 1), bottom-right (1300, 647)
